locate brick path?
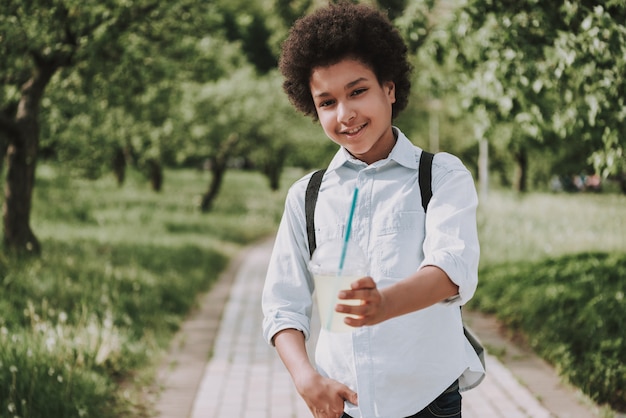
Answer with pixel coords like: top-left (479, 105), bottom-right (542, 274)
top-left (154, 238), bottom-right (600, 418)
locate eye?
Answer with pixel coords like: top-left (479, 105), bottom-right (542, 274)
top-left (318, 99), bottom-right (335, 108)
top-left (351, 88), bottom-right (367, 96)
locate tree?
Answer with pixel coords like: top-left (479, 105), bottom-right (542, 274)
top-left (393, 0), bottom-right (491, 187)
top-left (442, 0), bottom-right (626, 192)
top-left (38, 1), bottom-right (239, 183)
top-left (548, 2), bottom-right (626, 190)
top-left (175, 68), bottom-right (317, 210)
top-left (177, 69), bottom-right (259, 211)
top-left (244, 72), bottom-right (325, 191)
top-left (0, 2), bottom-right (153, 254)
top-left (0, 1), bottom-right (232, 254)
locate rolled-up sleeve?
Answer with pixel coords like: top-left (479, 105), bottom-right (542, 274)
top-left (262, 179), bottom-right (316, 345)
top-left (420, 153), bottom-right (480, 306)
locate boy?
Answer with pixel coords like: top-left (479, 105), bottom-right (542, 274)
top-left (262, 3), bottom-right (484, 417)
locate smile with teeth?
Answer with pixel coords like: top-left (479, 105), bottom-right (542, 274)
top-left (342, 124), bottom-right (366, 135)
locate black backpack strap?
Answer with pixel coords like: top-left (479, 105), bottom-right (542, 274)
top-left (419, 151), bottom-right (434, 212)
top-left (305, 169), bottom-right (326, 258)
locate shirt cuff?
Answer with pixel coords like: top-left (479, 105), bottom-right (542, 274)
top-left (263, 310), bottom-right (311, 346)
top-left (420, 255), bottom-right (478, 306)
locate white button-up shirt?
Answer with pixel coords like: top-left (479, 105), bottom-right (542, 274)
top-left (262, 128), bottom-right (484, 417)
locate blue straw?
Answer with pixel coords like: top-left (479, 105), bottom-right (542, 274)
top-left (339, 187), bottom-right (359, 274)
top-left (326, 186), bottom-right (359, 331)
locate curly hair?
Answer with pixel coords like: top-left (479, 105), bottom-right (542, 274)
top-left (279, 2), bottom-right (412, 120)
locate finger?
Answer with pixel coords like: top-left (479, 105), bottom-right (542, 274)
top-left (340, 388), bottom-right (358, 405)
top-left (336, 301), bottom-right (367, 315)
top-left (337, 289), bottom-right (365, 301)
top-left (345, 312), bottom-right (379, 328)
top-left (350, 276), bottom-right (376, 290)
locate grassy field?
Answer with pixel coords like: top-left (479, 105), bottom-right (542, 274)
top-left (0, 165), bottom-right (305, 418)
top-left (0, 166), bottom-right (625, 416)
top-left (476, 191), bottom-right (626, 266)
top-left (472, 190), bottom-right (626, 414)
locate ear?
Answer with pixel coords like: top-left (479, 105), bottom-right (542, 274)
top-left (385, 81), bottom-right (396, 104)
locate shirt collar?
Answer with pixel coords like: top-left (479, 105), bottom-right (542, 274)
top-left (326, 127), bottom-right (419, 172)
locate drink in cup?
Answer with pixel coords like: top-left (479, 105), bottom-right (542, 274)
top-left (309, 240), bottom-right (368, 333)
top-left (313, 273), bottom-right (363, 332)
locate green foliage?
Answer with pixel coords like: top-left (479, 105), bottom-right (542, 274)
top-left (441, 0), bottom-right (626, 182)
top-left (396, 0), bottom-right (487, 171)
top-left (1, 0), bottom-right (252, 183)
top-left (474, 191), bottom-right (626, 411)
top-left (473, 253), bottom-right (626, 411)
top-left (0, 164), bottom-right (300, 417)
top-left (0, 240), bottom-right (208, 417)
top-left (549, 2), bottom-right (626, 179)
top-left (273, 0), bottom-right (314, 27)
top-left (174, 68), bottom-right (325, 190)
top-left (377, 0), bottom-right (410, 21)
top-left (34, 0), bottom-right (247, 178)
top-left (0, 328), bottom-right (113, 417)
top-left (393, 0), bottom-right (436, 53)
top-left (220, 5), bottom-right (277, 73)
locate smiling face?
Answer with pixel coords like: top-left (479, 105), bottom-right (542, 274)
top-left (309, 59), bottom-right (396, 165)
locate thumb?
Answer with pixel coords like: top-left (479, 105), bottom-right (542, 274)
top-left (340, 387), bottom-right (358, 405)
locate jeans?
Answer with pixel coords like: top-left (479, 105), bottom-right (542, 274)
top-left (341, 380), bottom-right (461, 418)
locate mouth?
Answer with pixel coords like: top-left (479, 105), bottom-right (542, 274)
top-left (341, 123), bottom-right (367, 137)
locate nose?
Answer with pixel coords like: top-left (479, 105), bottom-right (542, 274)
top-left (337, 101), bottom-right (356, 124)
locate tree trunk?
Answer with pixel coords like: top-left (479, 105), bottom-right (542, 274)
top-left (264, 145), bottom-right (289, 191)
top-left (200, 133), bottom-right (238, 212)
top-left (0, 135), bottom-right (7, 175)
top-left (513, 147), bottom-right (528, 193)
top-left (267, 164), bottom-right (282, 191)
top-left (147, 158), bottom-right (163, 192)
top-left (112, 146), bottom-right (126, 186)
top-left (2, 61), bottom-right (59, 255)
top-left (200, 160), bottom-right (225, 212)
top-left (4, 138), bottom-right (40, 254)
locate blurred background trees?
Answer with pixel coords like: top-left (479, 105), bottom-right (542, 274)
top-left (1, 0), bottom-right (625, 254)
top-left (430, 0), bottom-right (626, 193)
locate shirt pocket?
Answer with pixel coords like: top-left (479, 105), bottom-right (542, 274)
top-left (374, 211), bottom-right (425, 278)
top-left (314, 223), bottom-right (346, 248)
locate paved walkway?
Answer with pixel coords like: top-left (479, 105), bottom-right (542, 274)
top-left (154, 238), bottom-right (601, 418)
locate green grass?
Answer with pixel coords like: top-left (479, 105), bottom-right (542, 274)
top-left (1, 168), bottom-right (625, 416)
top-left (476, 191), bottom-right (626, 265)
top-left (0, 164), bottom-right (305, 418)
top-left (473, 253), bottom-right (626, 411)
top-left (471, 190), bottom-right (626, 413)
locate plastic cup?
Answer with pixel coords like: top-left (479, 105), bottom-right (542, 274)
top-left (309, 240), bottom-right (368, 332)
